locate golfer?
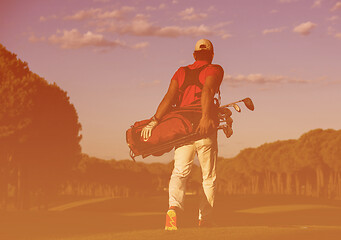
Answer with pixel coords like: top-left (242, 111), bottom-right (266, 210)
top-left (141, 39), bottom-right (224, 230)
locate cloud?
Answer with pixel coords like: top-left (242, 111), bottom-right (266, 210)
top-left (159, 3), bottom-right (166, 9)
top-left (64, 6), bottom-right (135, 21)
top-left (59, 6), bottom-right (229, 40)
top-left (97, 7), bottom-right (134, 19)
top-left (156, 25), bottom-right (212, 37)
top-left (28, 33), bottom-right (46, 43)
top-left (39, 15), bottom-right (57, 22)
top-left (293, 21), bottom-right (317, 35)
top-left (48, 29), bottom-right (123, 49)
top-left (220, 33), bottom-right (232, 39)
top-left (145, 4), bottom-right (167, 11)
top-left (208, 6), bottom-right (216, 11)
top-left (64, 8), bottom-right (101, 20)
top-left (270, 9), bottom-right (279, 14)
top-left (39, 16), bottom-right (47, 22)
top-left (97, 14), bottom-right (228, 38)
top-left (179, 7), bottom-right (208, 21)
top-left (312, 0), bottom-right (322, 8)
top-left (327, 16), bottom-right (339, 22)
top-left (326, 27), bottom-right (341, 40)
top-left (262, 27), bottom-right (286, 35)
top-left (331, 2), bottom-right (341, 11)
top-left (145, 6), bottom-right (157, 11)
top-left (132, 41), bottom-right (149, 49)
top-left (47, 29), bottom-right (147, 50)
top-left (224, 74), bottom-right (309, 87)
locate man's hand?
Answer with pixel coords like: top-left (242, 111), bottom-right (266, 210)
top-left (196, 116), bottom-right (216, 136)
top-left (141, 119), bottom-right (158, 141)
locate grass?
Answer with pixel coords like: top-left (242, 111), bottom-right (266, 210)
top-left (235, 204), bottom-right (341, 214)
top-left (1, 195), bottom-right (341, 240)
top-left (50, 226), bottom-right (341, 240)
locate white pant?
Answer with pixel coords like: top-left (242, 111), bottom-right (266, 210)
top-left (168, 132), bottom-right (217, 220)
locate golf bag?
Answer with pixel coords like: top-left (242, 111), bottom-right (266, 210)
top-left (126, 97), bottom-right (253, 161)
top-left (126, 105), bottom-right (232, 161)
top-left (126, 108), bottom-right (204, 160)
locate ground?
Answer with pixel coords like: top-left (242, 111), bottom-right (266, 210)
top-left (1, 195), bottom-right (341, 240)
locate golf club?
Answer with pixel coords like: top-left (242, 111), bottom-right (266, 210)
top-left (242, 97), bottom-right (254, 111)
top-left (231, 103), bottom-right (241, 112)
top-left (220, 97), bottom-right (254, 111)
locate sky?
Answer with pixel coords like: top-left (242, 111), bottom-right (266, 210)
top-left (0, 0), bottom-right (340, 163)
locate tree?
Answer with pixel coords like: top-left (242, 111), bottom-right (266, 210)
top-left (321, 130), bottom-right (341, 199)
top-left (296, 129), bottom-right (336, 197)
top-left (0, 44), bottom-right (82, 209)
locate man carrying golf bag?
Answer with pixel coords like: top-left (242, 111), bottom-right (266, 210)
top-left (141, 39), bottom-right (224, 230)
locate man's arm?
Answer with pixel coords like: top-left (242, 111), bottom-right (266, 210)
top-left (141, 79), bottom-right (178, 141)
top-left (154, 79), bottom-right (179, 120)
top-left (196, 75), bottom-right (220, 136)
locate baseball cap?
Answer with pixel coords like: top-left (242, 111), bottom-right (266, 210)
top-left (194, 39), bottom-right (214, 53)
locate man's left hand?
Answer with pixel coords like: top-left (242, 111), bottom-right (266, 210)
top-left (196, 116), bottom-right (216, 136)
top-left (141, 119), bottom-right (158, 141)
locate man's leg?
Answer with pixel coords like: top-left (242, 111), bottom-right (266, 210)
top-left (165, 143), bottom-right (196, 230)
top-left (195, 132), bottom-right (218, 223)
top-left (168, 143), bottom-right (196, 210)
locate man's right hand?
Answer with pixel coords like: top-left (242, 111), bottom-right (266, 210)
top-left (141, 119), bottom-right (158, 141)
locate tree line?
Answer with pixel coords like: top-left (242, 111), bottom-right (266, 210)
top-left (66, 128), bottom-right (341, 202)
top-left (216, 128), bottom-right (341, 199)
top-left (1, 44), bottom-right (340, 210)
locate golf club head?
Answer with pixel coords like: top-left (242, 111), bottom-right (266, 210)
top-left (222, 125), bottom-right (233, 138)
top-left (232, 103), bottom-right (241, 112)
top-left (219, 107), bottom-right (233, 117)
top-left (242, 98), bottom-right (254, 111)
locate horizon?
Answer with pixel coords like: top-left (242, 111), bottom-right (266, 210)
top-left (1, 0), bottom-right (340, 163)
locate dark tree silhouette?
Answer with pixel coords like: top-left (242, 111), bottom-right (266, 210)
top-left (216, 128), bottom-right (341, 199)
top-left (0, 44), bottom-right (82, 209)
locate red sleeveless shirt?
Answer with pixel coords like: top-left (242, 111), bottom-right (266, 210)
top-left (171, 60), bottom-right (224, 107)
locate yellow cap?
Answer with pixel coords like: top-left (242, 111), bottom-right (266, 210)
top-left (194, 39), bottom-right (214, 53)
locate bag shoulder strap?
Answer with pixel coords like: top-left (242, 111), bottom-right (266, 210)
top-left (179, 64), bottom-right (209, 92)
top-left (177, 64), bottom-right (210, 106)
